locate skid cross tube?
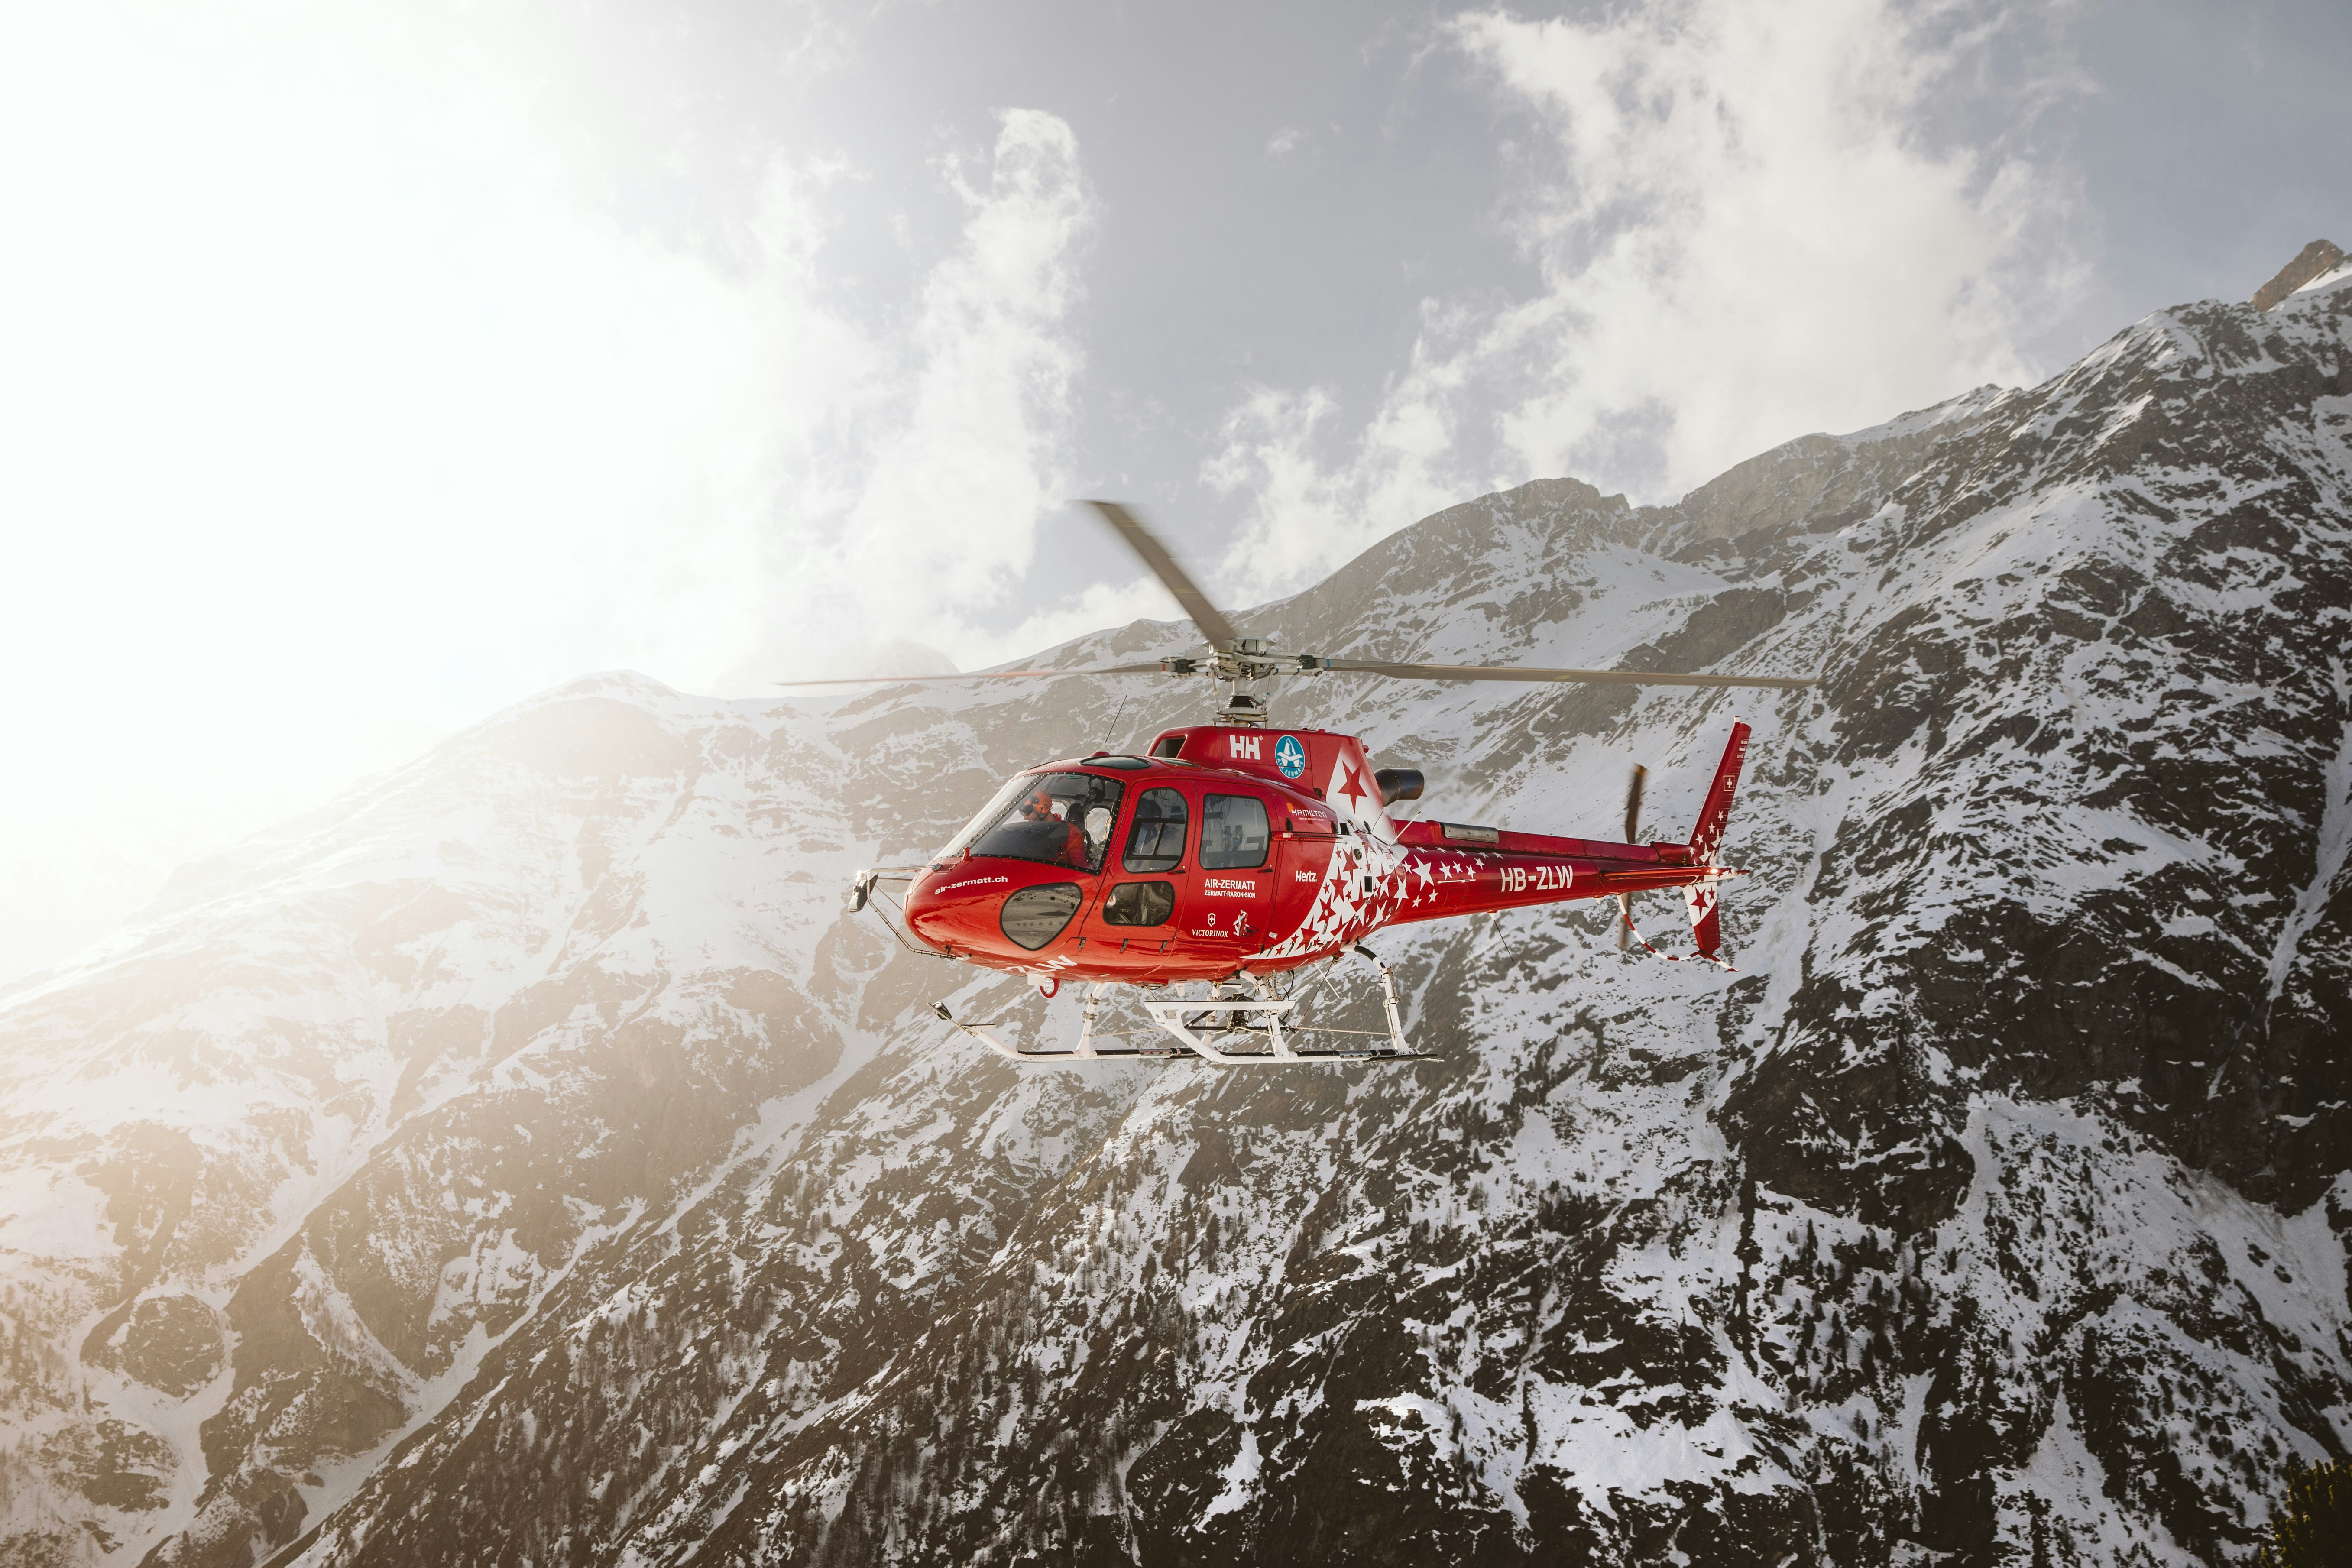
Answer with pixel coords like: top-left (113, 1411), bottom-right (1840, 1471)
top-left (1140, 998), bottom-right (1301, 1062)
top-left (930, 952), bottom-right (1424, 1066)
top-left (1136, 994), bottom-right (1422, 1064)
top-left (931, 989), bottom-right (1183, 1064)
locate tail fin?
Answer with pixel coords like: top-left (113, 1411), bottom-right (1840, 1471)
top-left (1684, 720), bottom-right (1751, 963)
top-left (1323, 735), bottom-right (1399, 838)
top-left (1687, 720), bottom-right (1751, 866)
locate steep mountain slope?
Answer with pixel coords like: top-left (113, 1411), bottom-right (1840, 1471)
top-left (0, 687), bottom-right (885, 1563)
top-left (0, 275), bottom-right (2346, 1568)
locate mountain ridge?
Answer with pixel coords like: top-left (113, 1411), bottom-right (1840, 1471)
top-left (0, 276), bottom-right (2346, 1567)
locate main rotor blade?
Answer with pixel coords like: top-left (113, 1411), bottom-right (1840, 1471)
top-left (774, 664), bottom-right (1170, 689)
top-left (1081, 500), bottom-right (1240, 652)
top-left (1320, 659), bottom-right (1817, 690)
top-left (1624, 764), bottom-right (1648, 843)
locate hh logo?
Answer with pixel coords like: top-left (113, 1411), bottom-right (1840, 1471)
top-left (1227, 734), bottom-right (1261, 761)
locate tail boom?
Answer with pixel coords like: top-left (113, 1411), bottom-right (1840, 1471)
top-left (1372, 721), bottom-right (1755, 962)
top-left (1382, 828), bottom-right (1740, 928)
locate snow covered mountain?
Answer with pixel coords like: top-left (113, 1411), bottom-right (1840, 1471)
top-left (2, 268), bottom-right (2348, 1568)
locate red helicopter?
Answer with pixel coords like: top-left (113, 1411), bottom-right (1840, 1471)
top-left (797, 502), bottom-right (1814, 1066)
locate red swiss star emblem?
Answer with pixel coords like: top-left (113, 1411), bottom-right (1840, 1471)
top-left (1337, 758), bottom-right (1370, 810)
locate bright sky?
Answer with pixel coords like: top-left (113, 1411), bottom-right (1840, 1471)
top-left (2, 0), bottom-right (2346, 980)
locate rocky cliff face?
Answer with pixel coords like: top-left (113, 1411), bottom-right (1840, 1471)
top-left (2254, 240), bottom-right (2346, 314)
top-left (1, 273), bottom-right (2347, 1568)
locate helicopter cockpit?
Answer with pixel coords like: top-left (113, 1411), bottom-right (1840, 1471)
top-left (940, 770), bottom-right (1125, 874)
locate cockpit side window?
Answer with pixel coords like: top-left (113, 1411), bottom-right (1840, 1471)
top-left (959, 771), bottom-right (1126, 873)
top-left (1122, 788), bottom-right (1188, 873)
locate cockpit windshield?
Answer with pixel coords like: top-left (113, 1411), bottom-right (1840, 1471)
top-left (938, 770), bottom-right (1127, 874)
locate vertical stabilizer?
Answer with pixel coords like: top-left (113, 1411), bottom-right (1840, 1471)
top-left (1684, 720), bottom-right (1751, 962)
top-left (1687, 720), bottom-right (1750, 866)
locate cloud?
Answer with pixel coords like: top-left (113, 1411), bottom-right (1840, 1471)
top-left (0, 2), bottom-right (1096, 975)
top-left (684, 109), bottom-right (1097, 688)
top-left (0, 3), bottom-right (1095, 719)
top-left (1208, 0), bottom-right (2088, 602)
top-left (826, 113), bottom-right (1094, 653)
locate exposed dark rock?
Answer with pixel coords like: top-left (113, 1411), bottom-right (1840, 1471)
top-left (81, 1294), bottom-right (223, 1398)
top-left (2253, 240), bottom-right (2346, 312)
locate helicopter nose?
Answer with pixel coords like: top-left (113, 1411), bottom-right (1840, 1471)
top-left (906, 865), bottom-right (1084, 958)
top-left (905, 866), bottom-right (1007, 952)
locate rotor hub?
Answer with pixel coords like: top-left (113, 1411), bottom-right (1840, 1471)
top-left (1150, 640), bottom-right (1336, 726)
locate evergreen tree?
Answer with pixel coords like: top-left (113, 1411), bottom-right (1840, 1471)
top-left (2258, 1457), bottom-right (2352, 1567)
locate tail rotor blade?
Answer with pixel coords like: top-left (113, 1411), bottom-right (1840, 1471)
top-left (1616, 764), bottom-right (1647, 951)
top-left (1081, 500), bottom-right (1239, 651)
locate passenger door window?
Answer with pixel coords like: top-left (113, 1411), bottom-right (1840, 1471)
top-left (1199, 794), bottom-right (1270, 870)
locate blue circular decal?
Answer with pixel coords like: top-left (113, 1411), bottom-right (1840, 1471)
top-left (1274, 734), bottom-right (1307, 780)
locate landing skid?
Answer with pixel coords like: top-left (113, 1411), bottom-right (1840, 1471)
top-left (932, 947), bottom-right (1428, 1067)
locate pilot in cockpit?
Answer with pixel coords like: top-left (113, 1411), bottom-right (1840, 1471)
top-left (1015, 787), bottom-right (1085, 868)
